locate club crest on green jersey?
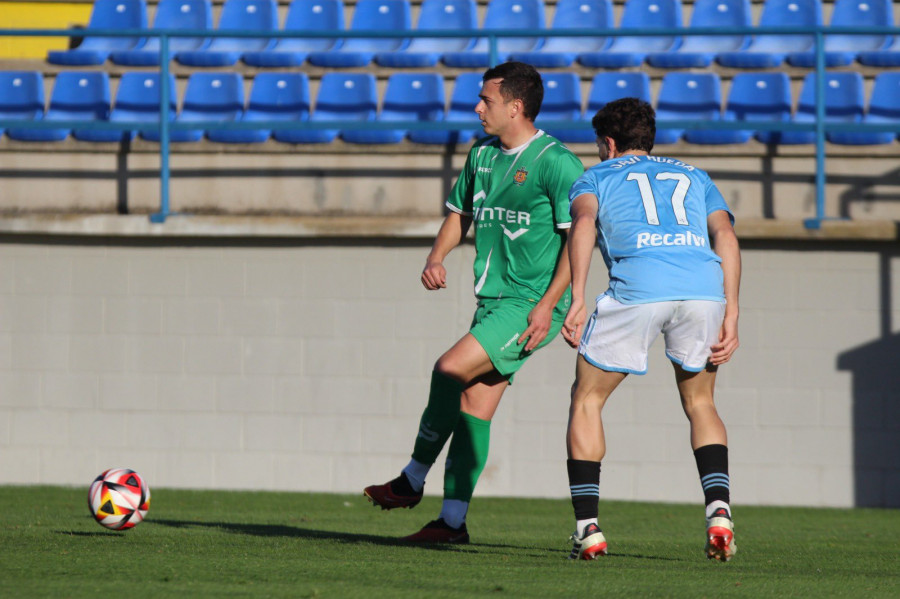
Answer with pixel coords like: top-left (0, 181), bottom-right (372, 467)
top-left (513, 167), bottom-right (528, 185)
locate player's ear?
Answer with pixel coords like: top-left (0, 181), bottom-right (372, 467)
top-left (605, 137), bottom-right (617, 156)
top-left (509, 98), bottom-right (523, 118)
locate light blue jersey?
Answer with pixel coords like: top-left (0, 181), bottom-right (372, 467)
top-left (569, 154), bottom-right (733, 304)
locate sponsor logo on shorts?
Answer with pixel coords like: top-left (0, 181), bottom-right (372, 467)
top-left (500, 333), bottom-right (520, 351)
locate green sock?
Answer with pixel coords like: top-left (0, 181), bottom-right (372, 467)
top-left (443, 412), bottom-right (491, 502)
top-left (411, 371), bottom-right (464, 465)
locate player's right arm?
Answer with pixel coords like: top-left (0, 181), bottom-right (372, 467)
top-left (562, 192), bottom-right (599, 347)
top-left (423, 143), bottom-right (481, 290)
top-left (422, 211), bottom-right (473, 290)
top-left (707, 209), bottom-right (741, 364)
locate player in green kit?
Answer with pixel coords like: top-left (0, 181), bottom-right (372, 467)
top-left (364, 62), bottom-right (584, 543)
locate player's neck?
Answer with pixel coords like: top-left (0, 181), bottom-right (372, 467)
top-left (611, 150), bottom-right (650, 159)
top-left (499, 123), bottom-right (539, 151)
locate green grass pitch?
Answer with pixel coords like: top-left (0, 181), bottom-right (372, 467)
top-left (2, 486), bottom-right (898, 598)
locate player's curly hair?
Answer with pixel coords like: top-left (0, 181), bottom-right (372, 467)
top-left (591, 97), bottom-right (656, 153)
top-left (483, 61), bottom-right (544, 121)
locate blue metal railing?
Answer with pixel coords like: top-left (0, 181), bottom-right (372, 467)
top-left (2, 25), bottom-right (900, 227)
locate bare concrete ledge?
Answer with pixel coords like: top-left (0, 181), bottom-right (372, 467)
top-left (0, 214), bottom-right (897, 242)
top-left (0, 214), bottom-right (445, 239)
top-left (734, 218), bottom-right (900, 241)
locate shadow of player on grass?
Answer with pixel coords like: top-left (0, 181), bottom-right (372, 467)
top-left (148, 518), bottom-right (492, 553)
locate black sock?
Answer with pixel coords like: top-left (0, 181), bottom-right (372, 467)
top-left (694, 444), bottom-right (730, 507)
top-left (567, 459), bottom-right (601, 521)
top-left (390, 472), bottom-right (416, 496)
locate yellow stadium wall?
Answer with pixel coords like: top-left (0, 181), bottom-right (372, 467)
top-left (0, 2), bottom-right (92, 58)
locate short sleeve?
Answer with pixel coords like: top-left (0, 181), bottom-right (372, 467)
top-left (542, 150), bottom-right (584, 229)
top-left (568, 170), bottom-right (597, 207)
top-left (703, 175), bottom-right (734, 225)
top-left (446, 146), bottom-right (478, 215)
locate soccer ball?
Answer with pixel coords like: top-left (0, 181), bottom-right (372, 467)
top-left (88, 468), bottom-right (151, 530)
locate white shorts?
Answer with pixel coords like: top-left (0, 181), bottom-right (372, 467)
top-left (579, 294), bottom-right (726, 374)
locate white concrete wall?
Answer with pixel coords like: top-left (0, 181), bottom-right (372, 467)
top-left (1, 237), bottom-right (898, 508)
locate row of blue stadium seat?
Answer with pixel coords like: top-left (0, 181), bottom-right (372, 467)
top-left (44, 0), bottom-right (900, 69)
top-left (3, 70), bottom-right (900, 146)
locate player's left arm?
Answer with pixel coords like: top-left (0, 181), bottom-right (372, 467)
top-left (708, 209), bottom-right (741, 365)
top-left (519, 150), bottom-right (582, 352)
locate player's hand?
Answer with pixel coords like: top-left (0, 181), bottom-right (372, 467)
top-left (709, 315), bottom-right (739, 365)
top-left (519, 303), bottom-right (553, 352)
top-left (421, 261), bottom-right (447, 290)
top-left (562, 298), bottom-right (586, 348)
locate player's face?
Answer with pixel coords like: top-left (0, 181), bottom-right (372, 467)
top-left (475, 79), bottom-right (513, 136)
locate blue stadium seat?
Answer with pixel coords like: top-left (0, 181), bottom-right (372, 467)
top-left (858, 36), bottom-right (900, 67)
top-left (534, 72), bottom-right (586, 143)
top-left (588, 72), bottom-right (652, 110)
top-left (578, 0), bottom-right (682, 68)
top-left (442, 0), bottom-right (545, 68)
top-left (771, 72), bottom-right (864, 145)
top-left (77, 72), bottom-right (177, 142)
top-left (110, 0), bottom-right (212, 66)
top-left (176, 0), bottom-right (277, 67)
top-left (307, 0), bottom-right (412, 68)
top-left (510, 0), bottom-right (612, 68)
top-left (376, 0), bottom-right (477, 68)
top-left (243, 0), bottom-right (344, 67)
top-left (47, 0), bottom-right (147, 65)
top-left (654, 73), bottom-right (722, 145)
top-left (565, 72), bottom-right (653, 144)
top-left (717, 0), bottom-right (822, 68)
top-left (686, 72), bottom-right (791, 145)
top-left (142, 73), bottom-right (244, 142)
top-left (7, 72), bottom-right (110, 142)
top-left (342, 73), bottom-right (445, 144)
top-left (276, 73), bottom-right (376, 144)
top-left (210, 73), bottom-right (310, 144)
top-left (0, 72), bottom-right (44, 138)
top-left (787, 0), bottom-right (892, 67)
top-left (828, 73), bottom-right (900, 146)
top-left (409, 72), bottom-right (483, 145)
top-left (646, 0), bottom-right (751, 68)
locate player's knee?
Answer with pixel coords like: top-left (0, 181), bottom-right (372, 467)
top-left (681, 394), bottom-right (718, 419)
top-left (570, 384), bottom-right (606, 411)
top-left (433, 359), bottom-right (466, 383)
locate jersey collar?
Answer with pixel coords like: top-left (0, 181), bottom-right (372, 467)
top-left (500, 129), bottom-right (544, 155)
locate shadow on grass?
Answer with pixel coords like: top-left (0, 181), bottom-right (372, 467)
top-left (54, 522), bottom-right (682, 561)
top-left (149, 518), bottom-right (486, 553)
top-left (55, 530), bottom-right (126, 537)
top-left (607, 551), bottom-right (683, 562)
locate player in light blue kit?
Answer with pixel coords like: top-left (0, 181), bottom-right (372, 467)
top-left (562, 98), bottom-right (742, 562)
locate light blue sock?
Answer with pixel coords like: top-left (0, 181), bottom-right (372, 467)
top-left (439, 499), bottom-right (469, 529)
top-left (401, 459), bottom-right (430, 494)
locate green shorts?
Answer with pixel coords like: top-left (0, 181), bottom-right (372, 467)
top-left (469, 298), bottom-right (566, 379)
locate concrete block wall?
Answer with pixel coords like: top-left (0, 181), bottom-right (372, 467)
top-left (0, 236), bottom-right (897, 508)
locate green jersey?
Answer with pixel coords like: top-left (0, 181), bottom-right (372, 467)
top-left (447, 131), bottom-right (584, 309)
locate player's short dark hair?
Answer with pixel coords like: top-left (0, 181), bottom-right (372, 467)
top-left (482, 61), bottom-right (543, 121)
top-left (591, 97), bottom-right (656, 153)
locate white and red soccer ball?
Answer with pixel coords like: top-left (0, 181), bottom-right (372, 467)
top-left (88, 468), bottom-right (151, 530)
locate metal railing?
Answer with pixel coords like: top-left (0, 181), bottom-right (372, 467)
top-left (2, 25), bottom-right (900, 227)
